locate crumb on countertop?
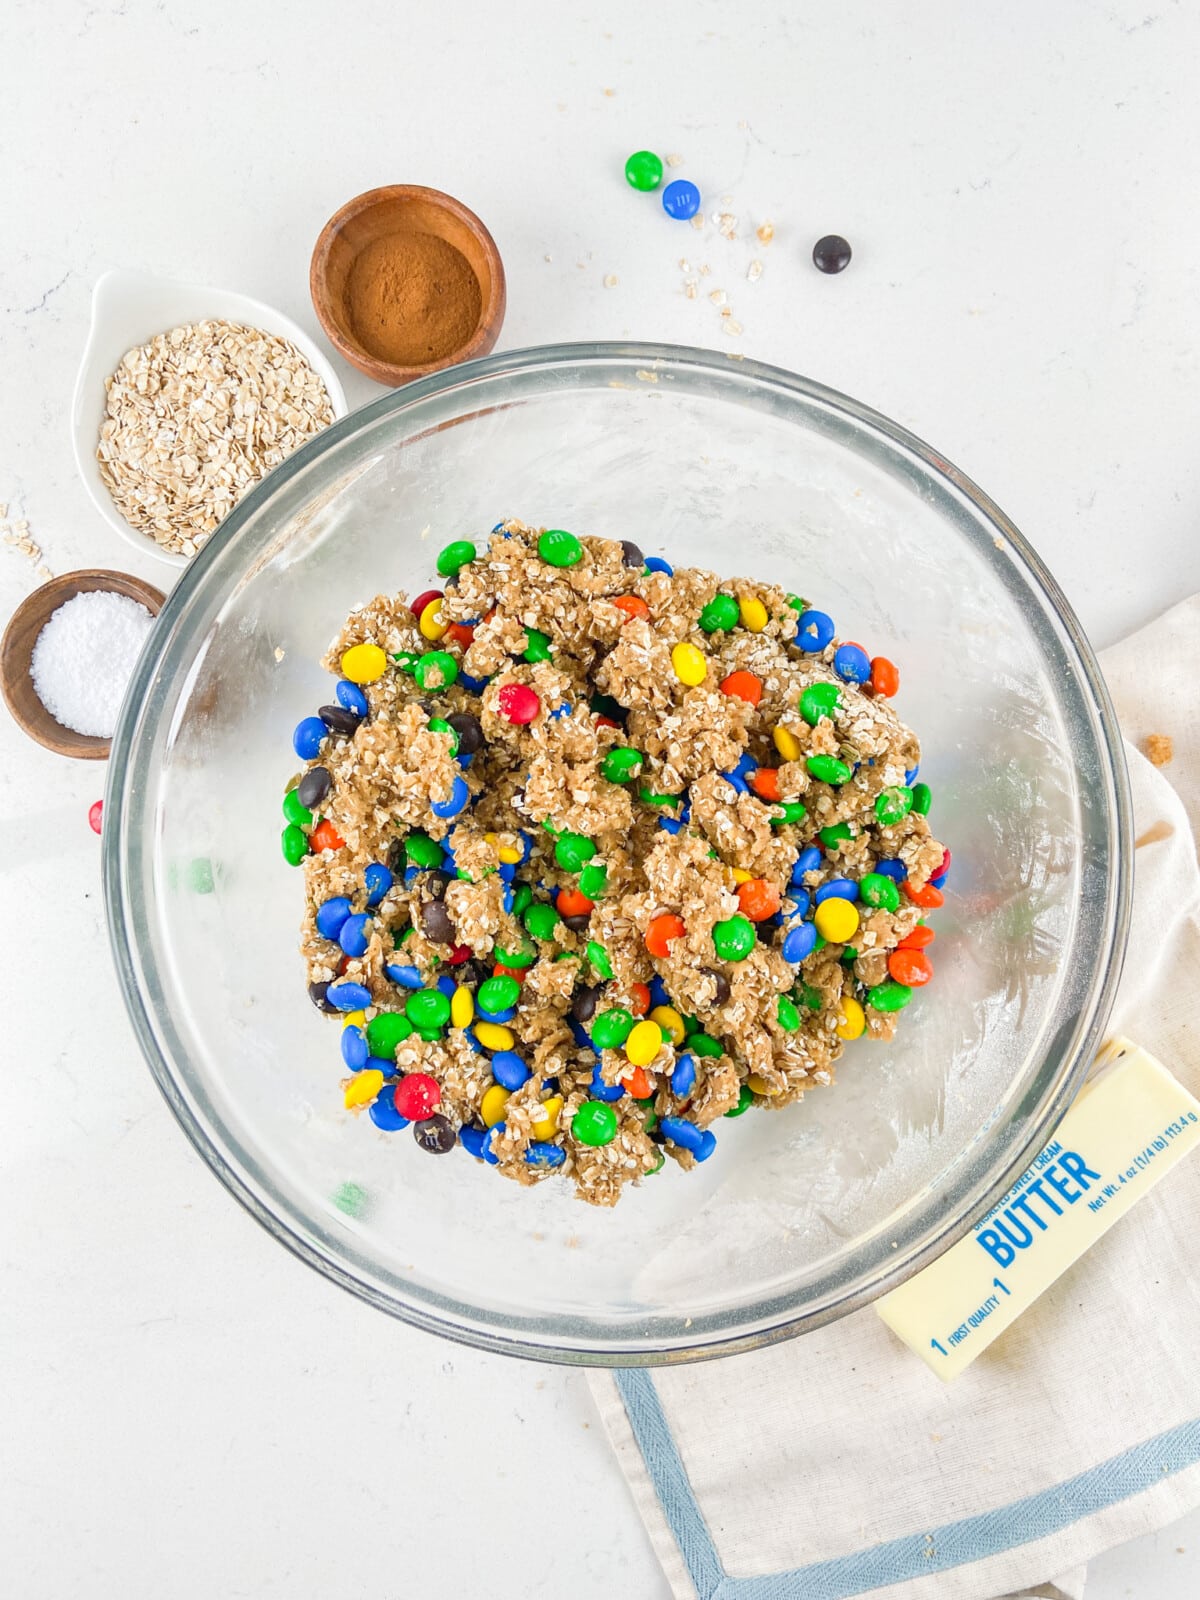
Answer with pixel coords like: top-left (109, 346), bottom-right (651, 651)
top-left (1145, 732), bottom-right (1174, 767)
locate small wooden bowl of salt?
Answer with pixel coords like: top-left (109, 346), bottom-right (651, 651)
top-left (1, 570), bottom-right (165, 758)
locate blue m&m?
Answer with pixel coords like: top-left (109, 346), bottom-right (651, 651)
top-left (339, 913), bottom-right (372, 957)
top-left (293, 716), bottom-right (326, 760)
top-left (791, 846), bottom-right (822, 883)
top-left (815, 877), bottom-right (859, 904)
top-left (796, 610), bottom-right (835, 652)
top-left (662, 179), bottom-right (701, 220)
top-left (364, 862), bottom-right (393, 906)
top-left (336, 680), bottom-right (369, 718)
top-left (316, 896), bottom-right (352, 940)
top-left (782, 922), bottom-right (817, 964)
top-left (431, 774), bottom-right (470, 820)
top-left (833, 643), bottom-right (871, 683)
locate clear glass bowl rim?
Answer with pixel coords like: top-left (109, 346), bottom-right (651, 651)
top-left (103, 340), bottom-right (1133, 1365)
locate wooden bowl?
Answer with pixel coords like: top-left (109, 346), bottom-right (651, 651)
top-left (310, 185), bottom-right (506, 387)
top-left (1, 569), bottom-right (166, 759)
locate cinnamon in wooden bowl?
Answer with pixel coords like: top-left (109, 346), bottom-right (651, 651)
top-left (310, 185), bottom-right (506, 387)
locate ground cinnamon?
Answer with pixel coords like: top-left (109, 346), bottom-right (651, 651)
top-left (345, 230), bottom-right (481, 367)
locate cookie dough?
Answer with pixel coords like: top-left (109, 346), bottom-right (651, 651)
top-left (283, 520), bottom-right (949, 1206)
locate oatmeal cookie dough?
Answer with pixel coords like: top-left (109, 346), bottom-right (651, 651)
top-left (282, 520), bottom-right (949, 1206)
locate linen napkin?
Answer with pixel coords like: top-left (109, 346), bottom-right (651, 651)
top-left (590, 592), bottom-right (1200, 1600)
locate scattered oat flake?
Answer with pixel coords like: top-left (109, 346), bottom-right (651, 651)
top-left (274, 646), bottom-right (286, 663)
top-left (678, 258), bottom-right (691, 271)
top-left (699, 263), bottom-right (711, 277)
top-left (603, 87), bottom-right (615, 96)
top-left (1145, 732), bottom-right (1174, 767)
top-left (666, 153), bottom-right (684, 167)
top-left (747, 259), bottom-right (764, 282)
top-left (717, 213), bottom-right (737, 240)
top-left (544, 253), bottom-right (553, 263)
top-left (684, 281), bottom-right (699, 299)
top-left (720, 319), bottom-right (744, 336)
top-left (709, 289), bottom-right (727, 306)
top-left (635, 370), bottom-right (659, 383)
top-left (757, 220), bottom-right (775, 246)
top-left (603, 274), bottom-right (619, 288)
top-left (690, 214), bottom-right (704, 231)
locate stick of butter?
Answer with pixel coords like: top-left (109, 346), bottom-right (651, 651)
top-left (876, 1037), bottom-right (1200, 1380)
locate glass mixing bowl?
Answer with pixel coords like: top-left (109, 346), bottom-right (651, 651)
top-left (104, 343), bottom-right (1131, 1364)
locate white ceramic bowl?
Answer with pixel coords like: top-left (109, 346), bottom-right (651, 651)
top-left (71, 269), bottom-right (349, 570)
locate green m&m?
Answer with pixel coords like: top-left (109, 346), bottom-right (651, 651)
top-left (725, 1084), bottom-right (754, 1117)
top-left (436, 539), bottom-right (476, 577)
top-left (807, 754), bottom-right (852, 786)
top-left (281, 824), bottom-right (309, 865)
top-left (875, 786), bottom-right (914, 826)
top-left (555, 832), bottom-right (596, 871)
top-left (538, 528), bottom-right (583, 568)
top-left (494, 939), bottom-right (537, 969)
top-left (524, 903), bottom-right (561, 940)
top-left (406, 832), bottom-right (443, 868)
top-left (624, 150), bottom-right (664, 191)
top-left (405, 989), bottom-right (451, 1030)
top-left (910, 781), bottom-right (932, 816)
top-left (869, 979), bottom-right (913, 1013)
top-left (366, 1011), bottom-right (414, 1057)
top-left (860, 872), bottom-right (900, 912)
top-left (478, 975), bottom-right (520, 1012)
top-left (523, 627), bottom-right (553, 663)
top-left (770, 800), bottom-right (807, 825)
top-left (800, 682), bottom-right (841, 725)
top-left (586, 940), bottom-right (613, 980)
top-left (511, 883), bottom-right (533, 917)
top-left (592, 1008), bottom-right (634, 1049)
top-left (413, 650), bottom-right (458, 690)
top-left (819, 821), bottom-right (856, 849)
top-left (638, 786), bottom-right (678, 808)
top-left (578, 862), bottom-right (608, 899)
top-left (573, 1100), bottom-right (618, 1146)
top-left (699, 594), bottom-right (739, 633)
top-left (282, 788), bottom-right (312, 828)
top-left (427, 716), bottom-right (459, 755)
top-left (602, 747), bottom-right (643, 783)
top-left (776, 995), bottom-right (801, 1032)
top-left (712, 914), bottom-right (755, 962)
top-left (688, 1031), bottom-right (724, 1058)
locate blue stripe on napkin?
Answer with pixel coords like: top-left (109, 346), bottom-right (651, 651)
top-left (616, 1368), bottom-right (1200, 1600)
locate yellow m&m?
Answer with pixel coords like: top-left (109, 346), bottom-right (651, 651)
top-left (344, 1068), bottom-right (384, 1108)
top-left (671, 642), bottom-right (708, 686)
top-left (625, 1019), bottom-right (664, 1066)
top-left (340, 642), bottom-right (387, 684)
top-left (481, 1084), bottom-right (511, 1126)
top-left (814, 897), bottom-right (859, 944)
top-left (450, 985), bottom-right (475, 1029)
top-left (836, 996), bottom-right (866, 1040)
top-left (530, 1095), bottom-right (563, 1139)
top-left (738, 595), bottom-right (769, 632)
top-left (474, 1021), bottom-right (516, 1051)
top-left (418, 597), bottom-right (448, 641)
top-left (772, 725), bottom-right (802, 762)
top-left (649, 1005), bottom-right (686, 1045)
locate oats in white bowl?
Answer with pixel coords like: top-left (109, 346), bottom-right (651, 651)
top-left (96, 320), bottom-right (336, 559)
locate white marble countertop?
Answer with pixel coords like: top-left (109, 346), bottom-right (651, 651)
top-left (3, 3), bottom-right (1198, 1596)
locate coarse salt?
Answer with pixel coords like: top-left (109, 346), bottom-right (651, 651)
top-left (30, 589), bottom-right (155, 737)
